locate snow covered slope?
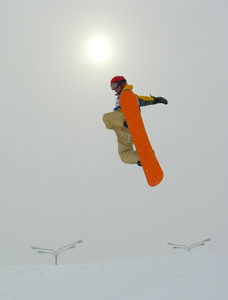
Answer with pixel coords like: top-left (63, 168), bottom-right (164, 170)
top-left (0, 252), bottom-right (227, 300)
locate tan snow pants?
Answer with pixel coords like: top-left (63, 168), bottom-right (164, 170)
top-left (103, 111), bottom-right (139, 164)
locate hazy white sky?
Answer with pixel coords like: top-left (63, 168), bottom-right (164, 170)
top-left (1, 0), bottom-right (227, 266)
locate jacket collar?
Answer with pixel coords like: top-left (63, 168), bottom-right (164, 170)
top-left (122, 84), bottom-right (133, 92)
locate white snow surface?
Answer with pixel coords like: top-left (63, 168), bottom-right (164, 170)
top-left (0, 251), bottom-right (227, 300)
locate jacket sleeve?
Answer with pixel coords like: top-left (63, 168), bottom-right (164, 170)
top-left (136, 95), bottom-right (157, 107)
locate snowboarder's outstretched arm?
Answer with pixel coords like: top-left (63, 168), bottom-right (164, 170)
top-left (137, 95), bottom-right (168, 107)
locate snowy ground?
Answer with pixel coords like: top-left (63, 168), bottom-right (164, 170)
top-left (0, 251), bottom-right (227, 300)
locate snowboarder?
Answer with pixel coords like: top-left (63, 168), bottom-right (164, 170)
top-left (103, 76), bottom-right (168, 166)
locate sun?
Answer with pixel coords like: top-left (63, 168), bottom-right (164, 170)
top-left (87, 37), bottom-right (111, 62)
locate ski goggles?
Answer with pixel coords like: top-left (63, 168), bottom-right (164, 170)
top-left (111, 82), bottom-right (120, 90)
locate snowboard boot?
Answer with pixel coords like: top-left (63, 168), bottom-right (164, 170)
top-left (137, 160), bottom-right (142, 167)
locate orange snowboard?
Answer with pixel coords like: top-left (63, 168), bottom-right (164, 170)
top-left (119, 90), bottom-right (164, 187)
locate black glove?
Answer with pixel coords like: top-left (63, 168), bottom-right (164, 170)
top-left (123, 120), bottom-right (128, 128)
top-left (150, 95), bottom-right (168, 105)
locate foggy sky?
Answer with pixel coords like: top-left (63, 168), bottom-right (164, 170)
top-left (0, 0), bottom-right (227, 266)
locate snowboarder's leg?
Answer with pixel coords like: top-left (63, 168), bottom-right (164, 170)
top-left (116, 128), bottom-right (139, 164)
top-left (103, 111), bottom-right (139, 164)
top-left (103, 111), bottom-right (125, 129)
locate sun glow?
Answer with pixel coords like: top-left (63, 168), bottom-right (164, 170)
top-left (87, 37), bottom-right (111, 62)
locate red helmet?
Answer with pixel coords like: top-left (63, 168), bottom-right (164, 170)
top-left (110, 76), bottom-right (127, 90)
